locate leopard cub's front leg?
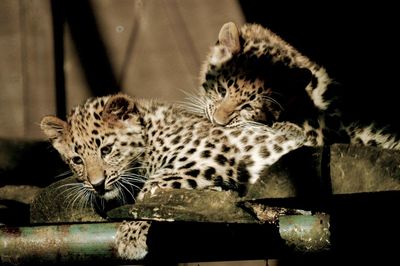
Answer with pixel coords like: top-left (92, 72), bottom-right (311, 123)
top-left (116, 173), bottom-right (215, 260)
top-left (115, 221), bottom-right (151, 260)
top-left (137, 173), bottom-right (219, 200)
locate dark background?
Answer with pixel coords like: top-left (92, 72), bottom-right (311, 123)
top-left (239, 1), bottom-right (399, 128)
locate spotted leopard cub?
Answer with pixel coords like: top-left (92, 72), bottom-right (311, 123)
top-left (41, 93), bottom-right (305, 260)
top-left (190, 22), bottom-right (400, 149)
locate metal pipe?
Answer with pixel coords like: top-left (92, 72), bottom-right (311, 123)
top-left (0, 222), bottom-right (121, 265)
top-left (1, 218), bottom-right (331, 264)
top-left (279, 213), bottom-right (330, 252)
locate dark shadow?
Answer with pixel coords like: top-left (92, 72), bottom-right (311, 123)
top-left (51, 0), bottom-right (120, 116)
top-left (0, 139), bottom-right (68, 187)
top-left (285, 146), bottom-right (332, 210)
top-left (51, 0), bottom-right (66, 118)
top-left (145, 221), bottom-right (284, 263)
top-left (0, 200), bottom-right (30, 226)
top-left (328, 191), bottom-right (400, 264)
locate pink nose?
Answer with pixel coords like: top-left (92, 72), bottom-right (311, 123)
top-left (213, 107), bottom-right (234, 126)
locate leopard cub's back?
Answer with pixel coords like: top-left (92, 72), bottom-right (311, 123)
top-left (137, 102), bottom-right (306, 197)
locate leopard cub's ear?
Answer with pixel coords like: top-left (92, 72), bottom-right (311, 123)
top-left (40, 116), bottom-right (67, 140)
top-left (103, 94), bottom-right (137, 124)
top-left (218, 22), bottom-right (241, 54)
top-left (209, 22), bottom-right (241, 66)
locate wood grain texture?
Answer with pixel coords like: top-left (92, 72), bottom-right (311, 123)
top-left (0, 0), bottom-right (55, 139)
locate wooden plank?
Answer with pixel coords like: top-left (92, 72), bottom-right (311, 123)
top-left (122, 0), bottom-right (245, 101)
top-left (175, 0), bottom-right (245, 65)
top-left (86, 0), bottom-right (244, 101)
top-left (19, 0), bottom-right (56, 139)
top-left (0, 0), bottom-right (55, 139)
top-left (59, 0), bottom-right (245, 110)
top-left (0, 1), bottom-right (24, 138)
top-left (111, 189), bottom-right (256, 223)
top-left (330, 144), bottom-right (400, 193)
top-left (30, 176), bottom-right (105, 224)
top-left (94, 0), bottom-right (199, 101)
top-left (88, 0), bottom-right (142, 84)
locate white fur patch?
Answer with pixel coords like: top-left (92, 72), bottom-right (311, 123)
top-left (349, 124), bottom-right (400, 150)
top-left (307, 68), bottom-right (332, 110)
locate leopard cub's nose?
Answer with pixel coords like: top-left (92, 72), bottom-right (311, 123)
top-left (90, 179), bottom-right (106, 194)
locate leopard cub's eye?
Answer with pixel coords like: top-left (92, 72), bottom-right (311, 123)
top-left (242, 104), bottom-right (253, 111)
top-left (100, 145), bottom-right (113, 156)
top-left (71, 156), bottom-right (83, 165)
top-left (216, 85), bottom-right (227, 97)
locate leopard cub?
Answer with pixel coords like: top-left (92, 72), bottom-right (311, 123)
top-left (41, 93), bottom-right (306, 259)
top-left (191, 22), bottom-right (400, 149)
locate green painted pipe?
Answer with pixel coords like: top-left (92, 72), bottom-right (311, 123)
top-left (0, 222), bottom-right (121, 264)
top-left (279, 213), bottom-right (330, 252)
top-left (1, 215), bottom-right (331, 264)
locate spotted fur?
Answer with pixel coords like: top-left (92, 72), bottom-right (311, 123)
top-left (189, 22), bottom-right (400, 149)
top-left (41, 93), bottom-right (306, 260)
top-left (116, 221), bottom-right (150, 260)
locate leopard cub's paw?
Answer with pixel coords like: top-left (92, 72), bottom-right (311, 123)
top-left (115, 221), bottom-right (151, 260)
top-left (137, 181), bottom-right (161, 201)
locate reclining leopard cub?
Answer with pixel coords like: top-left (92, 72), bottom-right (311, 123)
top-left (41, 93), bottom-right (306, 260)
top-left (191, 22), bottom-right (400, 149)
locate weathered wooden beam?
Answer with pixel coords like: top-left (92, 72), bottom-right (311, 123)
top-left (30, 176), bottom-right (106, 224)
top-left (30, 143), bottom-right (400, 225)
top-left (0, 139), bottom-right (68, 225)
top-left (244, 146), bottom-right (325, 202)
top-left (245, 143), bottom-right (400, 201)
top-left (109, 189), bottom-right (256, 223)
top-left (330, 144), bottom-right (400, 193)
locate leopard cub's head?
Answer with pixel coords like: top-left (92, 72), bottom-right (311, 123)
top-left (197, 22), bottom-right (312, 127)
top-left (41, 94), bottom-right (145, 201)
